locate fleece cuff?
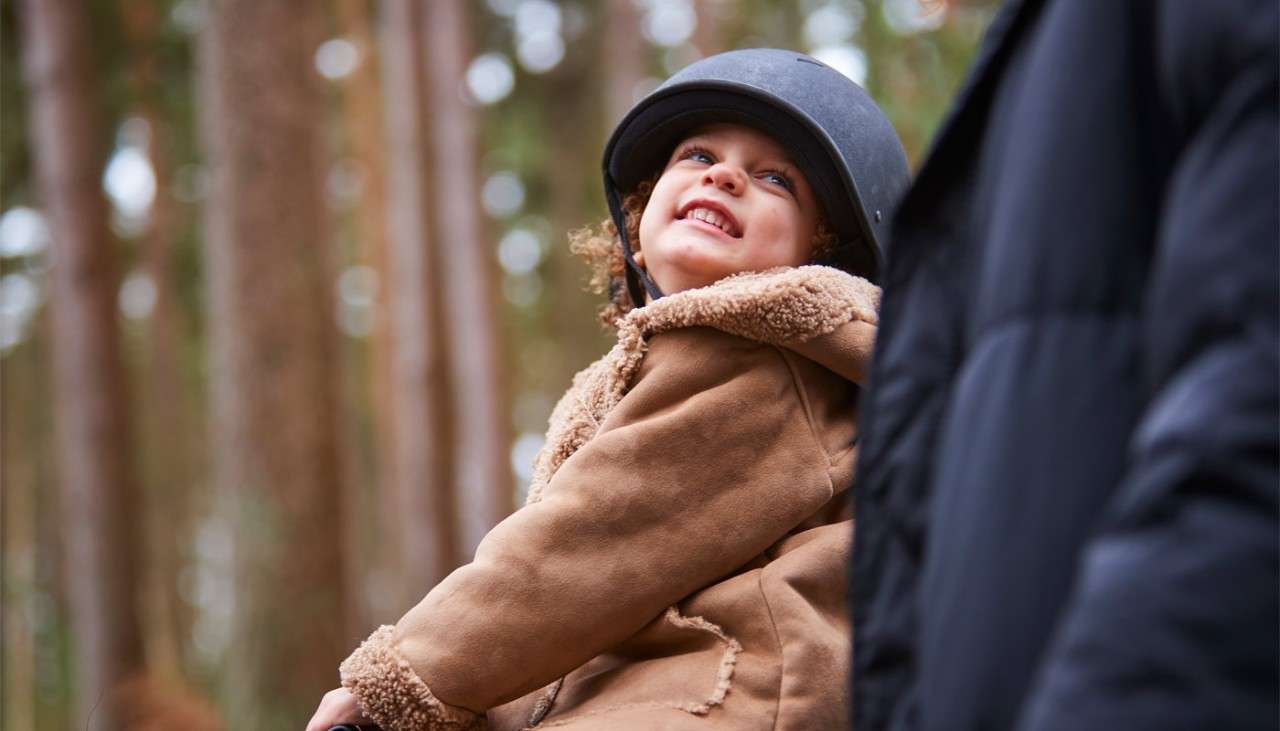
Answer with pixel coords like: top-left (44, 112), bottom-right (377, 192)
top-left (340, 625), bottom-right (486, 731)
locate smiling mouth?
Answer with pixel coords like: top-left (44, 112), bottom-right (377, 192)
top-left (677, 200), bottom-right (742, 238)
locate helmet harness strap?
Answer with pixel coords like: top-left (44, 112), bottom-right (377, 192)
top-left (606, 183), bottom-right (665, 306)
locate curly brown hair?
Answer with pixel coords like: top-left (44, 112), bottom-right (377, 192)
top-left (569, 179), bottom-right (839, 328)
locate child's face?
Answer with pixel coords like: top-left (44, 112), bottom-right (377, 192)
top-left (636, 123), bottom-right (820, 296)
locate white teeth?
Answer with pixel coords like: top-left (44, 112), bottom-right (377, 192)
top-left (686, 207), bottom-right (734, 235)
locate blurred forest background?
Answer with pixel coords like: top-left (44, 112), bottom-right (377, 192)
top-left (1, 0), bottom-right (996, 727)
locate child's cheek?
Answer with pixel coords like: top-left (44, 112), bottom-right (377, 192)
top-left (758, 207), bottom-right (803, 265)
top-left (759, 207), bottom-right (784, 246)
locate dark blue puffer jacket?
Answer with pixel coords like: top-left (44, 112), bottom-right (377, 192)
top-left (850, 1), bottom-right (1279, 729)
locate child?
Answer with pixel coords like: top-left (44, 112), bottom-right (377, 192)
top-left (307, 48), bottom-right (909, 731)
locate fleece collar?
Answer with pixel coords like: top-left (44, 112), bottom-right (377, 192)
top-left (526, 265), bottom-right (879, 505)
top-left (624, 265), bottom-right (879, 345)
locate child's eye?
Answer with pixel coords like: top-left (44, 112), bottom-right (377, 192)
top-left (761, 171), bottom-right (795, 192)
top-left (679, 146), bottom-right (715, 164)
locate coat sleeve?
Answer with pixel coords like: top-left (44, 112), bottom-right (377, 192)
top-left (340, 329), bottom-right (839, 730)
top-left (1017, 4), bottom-right (1279, 729)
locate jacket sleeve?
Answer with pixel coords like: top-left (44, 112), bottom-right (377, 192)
top-left (1017, 4), bottom-right (1279, 729)
top-left (340, 329), bottom-right (839, 730)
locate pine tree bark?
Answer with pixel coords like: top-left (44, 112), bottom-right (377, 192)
top-left (380, 0), bottom-right (460, 599)
top-left (199, 1), bottom-right (349, 723)
top-left (17, 1), bottom-right (146, 727)
top-left (424, 0), bottom-right (514, 554)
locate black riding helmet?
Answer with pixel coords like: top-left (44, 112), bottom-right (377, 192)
top-left (603, 48), bottom-right (910, 306)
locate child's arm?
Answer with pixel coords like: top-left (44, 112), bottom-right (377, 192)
top-left (341, 329), bottom-right (843, 730)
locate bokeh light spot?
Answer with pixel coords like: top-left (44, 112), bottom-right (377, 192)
top-left (119, 270), bottom-right (158, 320)
top-left (482, 171), bottom-right (526, 219)
top-left (104, 146), bottom-right (157, 221)
top-left (510, 431), bottom-right (545, 482)
top-left (338, 265), bottom-right (378, 307)
top-left (498, 228), bottom-right (543, 275)
top-left (517, 31), bottom-right (565, 73)
top-left (315, 38), bottom-right (360, 80)
top-left (883, 0), bottom-right (946, 35)
top-left (812, 44), bottom-right (869, 85)
top-left (644, 0), bottom-right (696, 47)
top-left (467, 53), bottom-right (516, 105)
top-left (515, 0), bottom-right (562, 37)
top-left (0, 207), bottom-right (50, 258)
top-left (804, 2), bottom-right (864, 48)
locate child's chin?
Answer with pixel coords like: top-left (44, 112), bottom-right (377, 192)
top-left (675, 267), bottom-right (741, 292)
top-left (666, 242), bottom-right (735, 268)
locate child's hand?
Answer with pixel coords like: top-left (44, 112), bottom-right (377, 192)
top-left (304, 687), bottom-right (375, 731)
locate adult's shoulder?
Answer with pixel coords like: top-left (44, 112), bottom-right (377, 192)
top-left (1154, 0), bottom-right (1278, 137)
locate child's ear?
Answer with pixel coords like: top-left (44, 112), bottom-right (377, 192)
top-left (633, 250), bottom-right (645, 267)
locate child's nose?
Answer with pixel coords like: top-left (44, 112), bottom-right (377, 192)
top-left (702, 163), bottom-right (746, 194)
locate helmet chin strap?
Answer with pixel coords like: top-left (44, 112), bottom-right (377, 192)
top-left (620, 235), bottom-right (664, 306)
top-left (607, 184), bottom-right (665, 306)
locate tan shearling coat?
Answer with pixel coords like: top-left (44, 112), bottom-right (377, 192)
top-left (340, 265), bottom-right (880, 730)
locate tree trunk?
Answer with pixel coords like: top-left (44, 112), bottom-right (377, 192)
top-left (199, 1), bottom-right (349, 724)
top-left (2, 327), bottom-right (40, 731)
top-left (334, 0), bottom-right (398, 627)
top-left (605, 0), bottom-right (647, 128)
top-left (335, 0), bottom-right (394, 499)
top-left (693, 0), bottom-right (729, 57)
top-left (379, 0), bottom-right (460, 600)
top-left (18, 2), bottom-right (147, 728)
top-left (424, 0), bottom-right (513, 554)
top-left (120, 0), bottom-right (195, 686)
